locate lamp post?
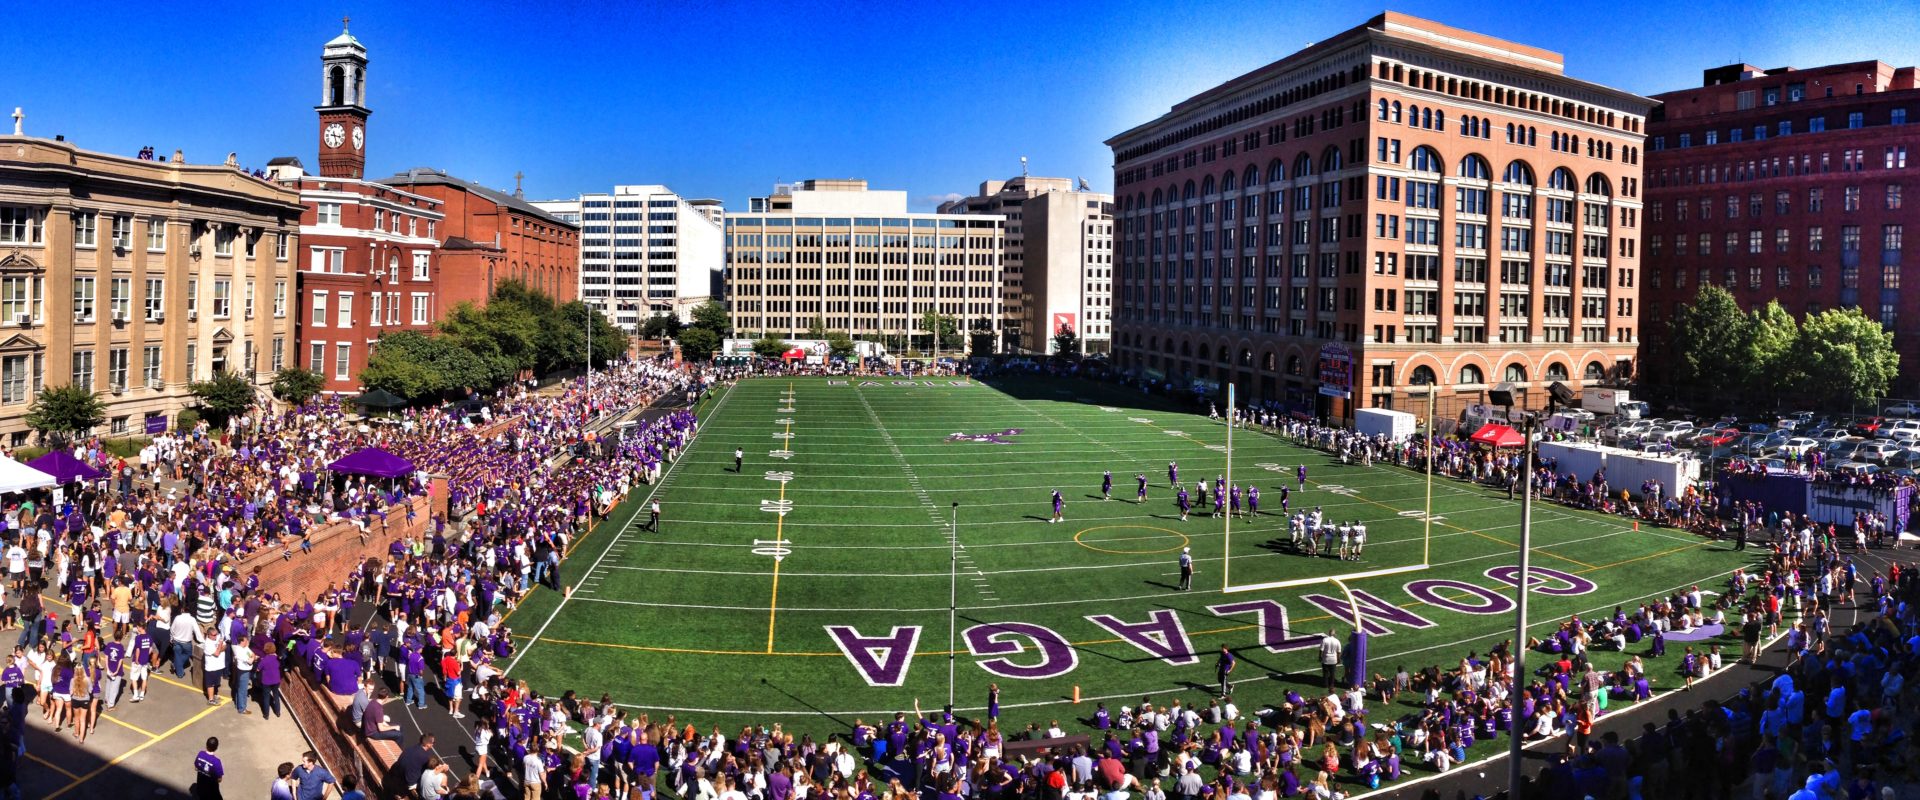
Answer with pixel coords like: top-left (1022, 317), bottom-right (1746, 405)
top-left (949, 501), bottom-right (960, 710)
top-left (1503, 404), bottom-right (1537, 797)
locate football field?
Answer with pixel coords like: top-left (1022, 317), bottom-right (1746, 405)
top-left (505, 375), bottom-right (1751, 734)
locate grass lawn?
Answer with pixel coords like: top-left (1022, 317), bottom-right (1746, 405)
top-left (504, 375), bottom-right (1758, 780)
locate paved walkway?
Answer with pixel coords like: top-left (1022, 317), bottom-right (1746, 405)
top-left (11, 613), bottom-right (314, 800)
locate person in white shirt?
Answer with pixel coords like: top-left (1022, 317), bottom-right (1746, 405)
top-left (199, 629), bottom-right (227, 705)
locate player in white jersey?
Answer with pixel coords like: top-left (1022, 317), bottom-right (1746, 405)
top-left (1338, 522), bottom-right (1354, 560)
top-left (1290, 513), bottom-right (1305, 549)
top-left (1301, 514), bottom-right (1319, 556)
top-left (1351, 521), bottom-right (1367, 561)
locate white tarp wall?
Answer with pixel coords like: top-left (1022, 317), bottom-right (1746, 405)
top-left (1537, 441), bottom-right (1696, 499)
top-left (1355, 408), bottom-right (1417, 442)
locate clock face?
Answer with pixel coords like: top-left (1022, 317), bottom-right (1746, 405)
top-left (352, 125), bottom-right (364, 151)
top-left (323, 123), bottom-right (345, 148)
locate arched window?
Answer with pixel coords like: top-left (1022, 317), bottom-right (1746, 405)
top-left (1584, 361), bottom-right (1605, 380)
top-left (1263, 352), bottom-right (1277, 370)
top-left (1378, 99), bottom-right (1390, 120)
top-left (1434, 110), bottom-right (1445, 131)
top-left (1151, 189), bottom-right (1163, 207)
top-left (328, 65), bottom-right (346, 106)
top-left (1459, 364), bottom-right (1485, 385)
top-left (1458, 155), bottom-right (1491, 180)
top-left (1216, 345), bottom-right (1229, 363)
top-left (1548, 168), bottom-right (1577, 191)
top-left (1504, 364), bottom-right (1528, 383)
top-left (1220, 171), bottom-right (1235, 192)
top-left (1243, 165), bottom-right (1260, 188)
top-left (1239, 347), bottom-right (1252, 366)
top-left (1183, 181), bottom-right (1196, 201)
top-left (1527, 127), bottom-right (1537, 147)
top-left (1410, 365), bottom-right (1437, 385)
top-left (1267, 159), bottom-right (1286, 184)
top-left (1179, 341), bottom-right (1191, 357)
top-left (1506, 122), bottom-right (1516, 143)
top-left (1409, 146), bottom-right (1443, 174)
top-left (1320, 146), bottom-right (1342, 173)
top-left (1201, 176), bottom-right (1215, 196)
top-left (1292, 154), bottom-right (1313, 179)
top-left (1286, 355), bottom-right (1303, 376)
top-left (1585, 173), bottom-right (1612, 197)
top-left (1503, 161), bottom-right (1534, 185)
top-left (1545, 363), bottom-right (1569, 381)
top-left (1391, 101), bottom-right (1402, 123)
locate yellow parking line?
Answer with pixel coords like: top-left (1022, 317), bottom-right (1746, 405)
top-left (100, 712), bottom-right (162, 740)
top-left (25, 752), bottom-right (80, 780)
top-left (42, 697), bottom-right (226, 800)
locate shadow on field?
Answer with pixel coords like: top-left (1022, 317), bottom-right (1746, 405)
top-left (760, 677), bottom-right (856, 729)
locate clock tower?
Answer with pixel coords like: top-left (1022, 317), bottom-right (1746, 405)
top-left (316, 18), bottom-right (370, 179)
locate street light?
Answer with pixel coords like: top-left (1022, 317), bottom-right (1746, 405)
top-left (949, 501), bottom-right (960, 710)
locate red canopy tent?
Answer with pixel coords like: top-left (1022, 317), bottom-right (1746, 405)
top-left (782, 347), bottom-right (807, 360)
top-left (1469, 423), bottom-right (1525, 448)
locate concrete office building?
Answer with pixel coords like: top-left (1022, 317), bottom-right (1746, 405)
top-left (534, 185), bottom-right (722, 329)
top-left (727, 179), bottom-right (1005, 348)
top-left (1640, 60), bottom-right (1920, 390)
top-left (939, 176), bottom-right (1115, 355)
top-left (0, 126), bottom-right (302, 443)
top-left (1108, 12), bottom-right (1652, 420)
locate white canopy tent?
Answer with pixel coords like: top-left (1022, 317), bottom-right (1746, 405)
top-left (0, 457), bottom-right (56, 494)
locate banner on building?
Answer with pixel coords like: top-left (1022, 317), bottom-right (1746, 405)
top-left (1052, 312), bottom-right (1077, 335)
top-left (1316, 344), bottom-right (1353, 398)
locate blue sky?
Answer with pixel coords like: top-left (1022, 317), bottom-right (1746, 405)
top-left (7, 0), bottom-right (1917, 210)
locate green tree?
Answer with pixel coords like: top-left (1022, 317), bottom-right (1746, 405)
top-left (826, 331), bottom-right (857, 360)
top-left (640, 314), bottom-right (683, 341)
top-left (189, 370), bottom-right (259, 426)
top-left (360, 330), bottom-right (490, 400)
top-left (804, 317), bottom-right (828, 340)
top-left (1668, 285), bottom-right (1755, 411)
top-left (752, 335), bottom-right (790, 359)
top-left (1746, 300), bottom-right (1799, 399)
top-left (690, 301), bottom-right (731, 336)
top-left (678, 327), bottom-right (721, 361)
top-left (270, 367), bottom-right (326, 407)
top-left (1791, 308), bottom-right (1900, 408)
top-left (25, 385), bottom-right (104, 446)
top-left (1052, 324), bottom-right (1081, 358)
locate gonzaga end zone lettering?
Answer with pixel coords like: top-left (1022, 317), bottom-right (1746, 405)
top-left (824, 567), bottom-right (1597, 686)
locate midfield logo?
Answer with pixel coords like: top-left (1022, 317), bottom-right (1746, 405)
top-left (945, 428), bottom-right (1025, 445)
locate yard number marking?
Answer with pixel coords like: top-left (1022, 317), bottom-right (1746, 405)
top-left (767, 449), bottom-right (794, 460)
top-left (764, 471), bottom-right (794, 483)
top-left (752, 538), bottom-right (793, 562)
top-left (761, 499), bottom-right (794, 516)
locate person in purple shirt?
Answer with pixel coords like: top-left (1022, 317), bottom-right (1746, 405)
top-left (1050, 491), bottom-right (1064, 524)
top-left (1176, 489), bottom-right (1190, 522)
top-left (194, 737), bottom-right (225, 800)
top-left (258, 643), bottom-right (284, 719)
top-left (1135, 474), bottom-right (1148, 503)
top-left (1168, 462), bottom-right (1179, 488)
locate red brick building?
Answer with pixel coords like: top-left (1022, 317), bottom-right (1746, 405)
top-left (376, 169), bottom-right (578, 307)
top-left (1108, 12), bottom-right (1651, 421)
top-left (271, 25), bottom-right (448, 394)
top-left (1641, 61), bottom-right (1920, 391)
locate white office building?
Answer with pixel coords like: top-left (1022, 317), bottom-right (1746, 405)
top-left (534, 185), bottom-right (723, 328)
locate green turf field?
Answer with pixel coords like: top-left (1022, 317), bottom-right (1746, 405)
top-left (504, 375), bottom-right (1753, 735)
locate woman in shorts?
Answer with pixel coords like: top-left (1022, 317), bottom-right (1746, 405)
top-left (68, 661), bottom-right (93, 743)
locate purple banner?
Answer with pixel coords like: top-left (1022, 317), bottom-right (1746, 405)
top-left (145, 415), bottom-right (168, 435)
top-left (1718, 470), bottom-right (1808, 517)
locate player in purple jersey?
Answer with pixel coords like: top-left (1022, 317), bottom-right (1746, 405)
top-left (1212, 486), bottom-right (1225, 518)
top-left (1168, 462), bottom-right (1179, 488)
top-left (1297, 464), bottom-right (1308, 490)
top-left (1050, 491), bottom-right (1065, 524)
top-left (1229, 485), bottom-right (1241, 517)
top-left (1247, 486), bottom-right (1260, 518)
top-left (1136, 474), bottom-right (1149, 503)
top-left (1176, 488), bottom-right (1190, 521)
top-left (1102, 471), bottom-right (1113, 501)
top-left (1280, 485), bottom-right (1291, 512)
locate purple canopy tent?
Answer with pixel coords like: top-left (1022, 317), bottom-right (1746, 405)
top-left (326, 447), bottom-right (417, 479)
top-left (26, 450), bottom-right (105, 484)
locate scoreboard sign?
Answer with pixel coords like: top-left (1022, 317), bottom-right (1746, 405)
top-left (1317, 343), bottom-right (1353, 398)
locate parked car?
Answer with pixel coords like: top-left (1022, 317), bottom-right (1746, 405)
top-left (1778, 437), bottom-right (1821, 458)
top-left (1835, 461), bottom-right (1880, 477)
top-left (1664, 421), bottom-right (1698, 440)
top-left (1857, 442), bottom-right (1904, 464)
top-left (1889, 419), bottom-right (1920, 437)
top-left (1852, 417), bottom-right (1887, 437)
top-left (1885, 401), bottom-right (1920, 417)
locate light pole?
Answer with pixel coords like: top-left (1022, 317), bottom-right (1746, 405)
top-left (949, 501), bottom-right (960, 710)
top-left (1506, 408), bottom-right (1536, 797)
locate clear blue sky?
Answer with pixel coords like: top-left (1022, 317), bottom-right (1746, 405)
top-left (8, 0), bottom-right (1917, 211)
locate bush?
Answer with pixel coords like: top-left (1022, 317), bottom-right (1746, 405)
top-left (174, 408), bottom-right (201, 433)
top-left (9, 446), bottom-right (47, 462)
top-left (101, 437), bottom-right (150, 458)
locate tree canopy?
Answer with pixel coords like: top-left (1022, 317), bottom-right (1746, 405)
top-left (1663, 285), bottom-right (1900, 410)
top-left (189, 370), bottom-right (259, 426)
top-left (25, 385), bottom-right (104, 445)
top-left (359, 281), bottom-right (626, 400)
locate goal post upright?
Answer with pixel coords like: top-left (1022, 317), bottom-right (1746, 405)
top-left (1221, 383), bottom-right (1234, 592)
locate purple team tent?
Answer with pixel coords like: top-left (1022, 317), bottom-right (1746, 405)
top-left (326, 447), bottom-right (417, 479)
top-left (26, 450), bottom-right (104, 484)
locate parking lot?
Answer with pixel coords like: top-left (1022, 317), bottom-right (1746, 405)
top-left (1584, 401), bottom-right (1920, 479)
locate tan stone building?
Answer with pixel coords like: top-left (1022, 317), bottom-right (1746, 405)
top-left (939, 176), bottom-right (1115, 355)
top-left (1108, 12), bottom-right (1652, 420)
top-left (0, 134), bottom-right (301, 443)
top-left (727, 179), bottom-right (1006, 349)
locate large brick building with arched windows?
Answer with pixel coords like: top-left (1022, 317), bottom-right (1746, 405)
top-left (1107, 12), bottom-right (1652, 422)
